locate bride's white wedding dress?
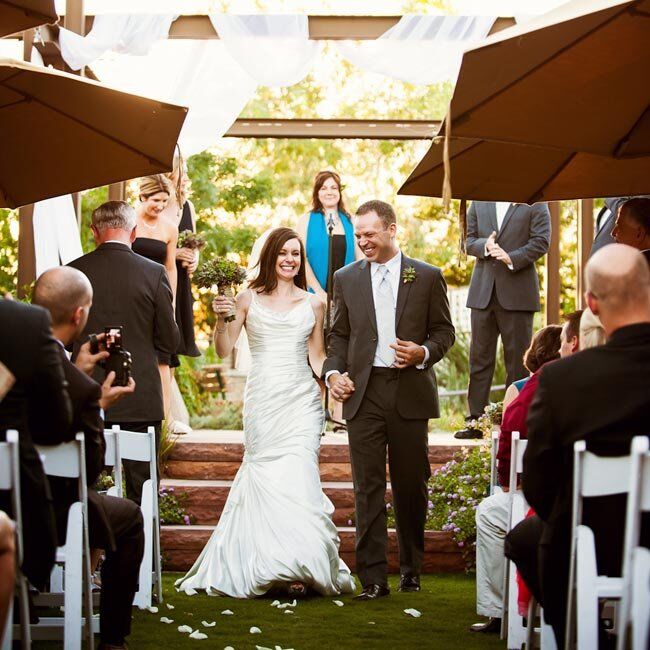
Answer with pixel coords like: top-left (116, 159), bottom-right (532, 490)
top-left (176, 292), bottom-right (355, 598)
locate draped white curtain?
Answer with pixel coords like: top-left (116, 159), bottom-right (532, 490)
top-left (336, 15), bottom-right (496, 85)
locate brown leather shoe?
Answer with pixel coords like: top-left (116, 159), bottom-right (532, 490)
top-left (469, 617), bottom-right (501, 633)
top-left (353, 584), bottom-right (390, 601)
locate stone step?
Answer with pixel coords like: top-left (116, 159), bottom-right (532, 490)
top-left (161, 479), bottom-right (382, 526)
top-left (161, 526), bottom-right (465, 573)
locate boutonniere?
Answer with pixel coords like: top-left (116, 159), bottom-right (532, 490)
top-left (402, 266), bottom-right (417, 284)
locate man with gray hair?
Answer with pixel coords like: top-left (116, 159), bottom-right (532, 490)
top-left (69, 200), bottom-right (178, 504)
top-left (505, 244), bottom-right (650, 647)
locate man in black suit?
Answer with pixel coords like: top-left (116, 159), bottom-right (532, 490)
top-left (33, 266), bottom-right (144, 650)
top-left (0, 297), bottom-right (71, 587)
top-left (456, 201), bottom-right (551, 439)
top-left (324, 200), bottom-right (455, 600)
top-left (590, 195), bottom-right (650, 257)
top-left (506, 244), bottom-right (650, 647)
top-left (69, 200), bottom-right (178, 504)
top-left (611, 197), bottom-right (650, 265)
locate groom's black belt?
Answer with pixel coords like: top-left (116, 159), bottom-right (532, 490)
top-left (371, 366), bottom-right (399, 378)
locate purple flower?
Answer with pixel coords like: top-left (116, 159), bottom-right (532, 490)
top-left (169, 487), bottom-right (175, 493)
top-left (427, 501), bottom-right (434, 510)
top-left (183, 515), bottom-right (190, 525)
top-left (454, 527), bottom-right (461, 534)
top-left (386, 503), bottom-right (392, 510)
top-left (458, 541), bottom-right (465, 548)
top-left (459, 506), bottom-right (466, 512)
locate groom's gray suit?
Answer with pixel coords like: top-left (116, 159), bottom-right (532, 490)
top-left (323, 253), bottom-right (455, 587)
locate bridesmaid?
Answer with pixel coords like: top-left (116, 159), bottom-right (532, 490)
top-left (160, 152), bottom-right (201, 360)
top-left (134, 174), bottom-right (179, 418)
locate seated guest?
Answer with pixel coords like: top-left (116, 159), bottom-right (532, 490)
top-left (470, 323), bottom-right (567, 634)
top-left (0, 511), bottom-right (14, 641)
top-left (33, 267), bottom-right (144, 650)
top-left (580, 307), bottom-right (607, 349)
top-left (611, 197), bottom-right (650, 264)
top-left (69, 200), bottom-right (178, 505)
top-left (0, 297), bottom-right (71, 588)
top-left (506, 244), bottom-right (650, 648)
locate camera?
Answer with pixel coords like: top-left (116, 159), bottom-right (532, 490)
top-left (89, 326), bottom-right (132, 387)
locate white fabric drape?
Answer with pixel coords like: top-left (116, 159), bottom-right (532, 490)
top-left (209, 14), bottom-right (321, 87)
top-left (33, 195), bottom-right (83, 277)
top-left (59, 14), bottom-right (175, 71)
top-left (337, 15), bottom-right (496, 85)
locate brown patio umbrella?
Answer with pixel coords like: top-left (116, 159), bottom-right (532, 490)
top-left (446, 0), bottom-right (650, 158)
top-left (0, 0), bottom-right (58, 38)
top-left (399, 135), bottom-right (650, 203)
top-left (0, 58), bottom-right (187, 208)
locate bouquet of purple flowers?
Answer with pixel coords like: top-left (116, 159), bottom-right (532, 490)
top-left (177, 230), bottom-right (206, 251)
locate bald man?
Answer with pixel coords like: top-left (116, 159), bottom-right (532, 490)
top-left (505, 244), bottom-right (650, 647)
top-left (33, 267), bottom-right (143, 650)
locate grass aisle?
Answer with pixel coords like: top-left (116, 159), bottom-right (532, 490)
top-left (130, 574), bottom-right (504, 649)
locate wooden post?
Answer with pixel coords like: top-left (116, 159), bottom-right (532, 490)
top-left (544, 201), bottom-right (561, 325)
top-left (576, 199), bottom-right (594, 308)
top-left (108, 183), bottom-right (126, 202)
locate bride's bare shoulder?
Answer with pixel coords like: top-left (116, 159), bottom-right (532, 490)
top-left (237, 289), bottom-right (254, 310)
top-left (307, 292), bottom-right (324, 316)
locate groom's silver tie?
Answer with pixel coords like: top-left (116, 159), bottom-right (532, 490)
top-left (375, 264), bottom-right (396, 367)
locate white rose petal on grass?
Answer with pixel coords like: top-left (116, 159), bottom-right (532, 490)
top-left (147, 606), bottom-right (159, 613)
top-left (201, 621), bottom-right (216, 628)
top-left (224, 647), bottom-right (235, 650)
top-left (333, 600), bottom-right (344, 607)
top-left (160, 616), bottom-right (174, 624)
top-left (189, 630), bottom-right (208, 640)
top-left (271, 600), bottom-right (280, 607)
top-left (249, 626), bottom-right (262, 634)
top-left (403, 608), bottom-right (422, 618)
top-left (368, 622), bottom-right (376, 625)
top-left (221, 609), bottom-right (234, 616)
top-left (166, 603), bottom-right (175, 610)
top-left (178, 624), bottom-right (193, 634)
top-left (284, 610), bottom-right (294, 615)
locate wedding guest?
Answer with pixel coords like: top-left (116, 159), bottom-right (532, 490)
top-left (611, 197), bottom-right (650, 264)
top-left (506, 244), bottom-right (650, 647)
top-left (591, 195), bottom-right (650, 256)
top-left (0, 297), bottom-right (71, 588)
top-left (580, 307), bottom-right (606, 349)
top-left (33, 267), bottom-right (143, 650)
top-left (455, 201), bottom-right (551, 439)
top-left (0, 511), bottom-right (15, 642)
top-left (69, 200), bottom-right (178, 504)
top-left (296, 170), bottom-right (361, 431)
top-left (470, 323), bottom-right (565, 634)
top-left (134, 174), bottom-right (179, 419)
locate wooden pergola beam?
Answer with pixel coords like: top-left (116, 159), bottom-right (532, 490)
top-left (545, 201), bottom-right (561, 325)
top-left (225, 118), bottom-right (441, 140)
top-left (53, 15), bottom-right (515, 41)
top-left (576, 198), bottom-right (594, 308)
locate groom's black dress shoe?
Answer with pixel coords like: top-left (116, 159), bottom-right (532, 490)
top-left (353, 584), bottom-right (390, 601)
top-left (469, 617), bottom-right (501, 633)
top-left (454, 426), bottom-right (483, 440)
top-left (398, 575), bottom-right (420, 592)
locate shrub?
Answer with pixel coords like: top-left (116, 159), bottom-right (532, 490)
top-left (159, 486), bottom-right (194, 526)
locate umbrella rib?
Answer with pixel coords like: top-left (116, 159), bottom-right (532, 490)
top-left (402, 140), bottom-right (483, 190)
top-left (2, 75), bottom-right (174, 169)
top-left (613, 104), bottom-right (649, 158)
top-left (453, 3), bottom-right (635, 130)
top-left (529, 151), bottom-right (577, 203)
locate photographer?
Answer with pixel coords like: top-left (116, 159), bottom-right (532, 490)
top-left (33, 267), bottom-right (143, 650)
top-left (69, 200), bottom-right (179, 504)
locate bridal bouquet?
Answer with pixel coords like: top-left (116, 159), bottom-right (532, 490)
top-left (194, 257), bottom-right (247, 322)
top-left (177, 230), bottom-right (206, 251)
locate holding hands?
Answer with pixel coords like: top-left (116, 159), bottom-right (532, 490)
top-left (486, 230), bottom-right (512, 267)
top-left (329, 372), bottom-right (355, 403)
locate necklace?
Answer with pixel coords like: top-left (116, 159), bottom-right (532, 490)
top-left (141, 218), bottom-right (158, 230)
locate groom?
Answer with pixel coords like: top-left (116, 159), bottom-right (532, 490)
top-left (324, 200), bottom-right (455, 600)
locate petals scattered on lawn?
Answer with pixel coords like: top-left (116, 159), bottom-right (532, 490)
top-left (189, 630), bottom-right (208, 640)
top-left (271, 600), bottom-right (280, 607)
top-left (202, 620), bottom-right (216, 627)
top-left (183, 588), bottom-right (198, 596)
top-left (284, 610), bottom-right (294, 615)
top-left (160, 616), bottom-right (174, 624)
top-left (224, 647), bottom-right (235, 650)
top-left (166, 603), bottom-right (175, 610)
top-left (276, 600), bottom-right (297, 609)
top-left (368, 622), bottom-right (376, 625)
top-left (221, 610), bottom-right (234, 616)
top-left (333, 600), bottom-right (344, 607)
top-left (250, 626), bottom-right (262, 634)
top-left (146, 606), bottom-right (159, 613)
top-left (404, 608), bottom-right (422, 618)
top-left (178, 625), bottom-right (193, 633)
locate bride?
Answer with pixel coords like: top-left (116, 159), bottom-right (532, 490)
top-left (176, 227), bottom-right (355, 599)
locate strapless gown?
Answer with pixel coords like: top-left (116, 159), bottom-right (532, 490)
top-left (175, 293), bottom-right (354, 597)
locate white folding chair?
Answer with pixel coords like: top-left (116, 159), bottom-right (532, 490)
top-left (0, 430), bottom-right (30, 650)
top-left (32, 433), bottom-right (96, 650)
top-left (631, 547), bottom-right (650, 650)
top-left (617, 436), bottom-right (650, 650)
top-left (566, 440), bottom-right (633, 650)
top-left (489, 431), bottom-right (501, 496)
top-left (103, 426), bottom-right (123, 497)
top-left (112, 426), bottom-right (162, 608)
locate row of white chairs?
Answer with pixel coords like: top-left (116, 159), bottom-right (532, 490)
top-left (490, 430), bottom-right (650, 650)
top-left (0, 426), bottom-right (161, 649)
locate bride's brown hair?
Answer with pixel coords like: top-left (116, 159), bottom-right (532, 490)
top-left (249, 227), bottom-right (307, 293)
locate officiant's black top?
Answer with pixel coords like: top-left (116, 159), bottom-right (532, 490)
top-left (327, 234), bottom-right (347, 292)
top-left (174, 202), bottom-right (200, 358)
